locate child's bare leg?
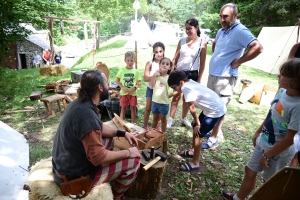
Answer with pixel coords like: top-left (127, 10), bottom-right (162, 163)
top-left (159, 114), bottom-right (167, 133)
top-left (130, 106), bottom-right (136, 123)
top-left (170, 92), bottom-right (181, 118)
top-left (152, 114), bottom-right (159, 129)
top-left (236, 166), bottom-right (257, 200)
top-left (290, 152), bottom-right (299, 167)
top-left (143, 98), bottom-right (152, 129)
top-left (120, 106), bottom-right (126, 119)
top-left (211, 117), bottom-right (224, 139)
top-left (191, 136), bottom-right (202, 167)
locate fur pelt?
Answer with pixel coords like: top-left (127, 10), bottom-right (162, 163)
top-left (28, 157), bottom-right (113, 200)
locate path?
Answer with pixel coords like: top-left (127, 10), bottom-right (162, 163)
top-left (59, 36), bottom-right (129, 69)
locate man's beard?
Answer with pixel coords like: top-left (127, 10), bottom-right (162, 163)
top-left (100, 89), bottom-right (109, 101)
top-left (221, 17), bottom-right (235, 30)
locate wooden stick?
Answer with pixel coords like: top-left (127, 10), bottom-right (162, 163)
top-left (3, 110), bottom-right (37, 114)
top-left (113, 113), bottom-right (131, 132)
top-left (41, 16), bottom-right (101, 23)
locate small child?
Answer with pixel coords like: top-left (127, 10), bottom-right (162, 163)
top-left (116, 51), bottom-right (141, 123)
top-left (222, 58), bottom-right (300, 200)
top-left (149, 57), bottom-right (172, 133)
top-left (168, 70), bottom-right (226, 172)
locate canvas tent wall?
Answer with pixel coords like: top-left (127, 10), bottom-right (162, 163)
top-left (151, 21), bottom-right (180, 45)
top-left (244, 26), bottom-right (299, 74)
top-left (124, 17), bottom-right (150, 49)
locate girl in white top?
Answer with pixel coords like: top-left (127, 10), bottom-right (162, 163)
top-left (167, 18), bottom-right (207, 129)
top-left (143, 42), bottom-right (165, 130)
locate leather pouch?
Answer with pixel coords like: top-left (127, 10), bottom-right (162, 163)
top-left (59, 175), bottom-right (92, 199)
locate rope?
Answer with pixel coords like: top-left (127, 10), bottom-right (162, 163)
top-left (270, 25), bottom-right (297, 74)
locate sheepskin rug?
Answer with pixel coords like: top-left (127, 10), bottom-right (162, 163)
top-left (28, 157), bottom-right (113, 200)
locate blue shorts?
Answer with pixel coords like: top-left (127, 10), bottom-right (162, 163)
top-left (146, 87), bottom-right (153, 98)
top-left (151, 102), bottom-right (169, 116)
top-left (197, 112), bottom-right (225, 138)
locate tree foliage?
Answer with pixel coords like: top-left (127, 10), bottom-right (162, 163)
top-left (201, 0), bottom-right (300, 37)
top-left (76, 0), bottom-right (148, 49)
top-left (0, 0), bottom-right (73, 62)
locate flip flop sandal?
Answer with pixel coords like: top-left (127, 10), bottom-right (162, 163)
top-left (179, 162), bottom-right (200, 172)
top-left (179, 149), bottom-right (194, 158)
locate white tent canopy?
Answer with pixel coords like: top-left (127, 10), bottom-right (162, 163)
top-left (124, 17), bottom-right (150, 49)
top-left (244, 26), bottom-right (299, 74)
top-left (151, 21), bottom-right (180, 45)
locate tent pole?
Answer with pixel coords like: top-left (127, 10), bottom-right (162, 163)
top-left (135, 41), bottom-right (138, 69)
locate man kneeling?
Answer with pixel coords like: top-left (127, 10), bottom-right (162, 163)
top-left (52, 70), bottom-right (140, 200)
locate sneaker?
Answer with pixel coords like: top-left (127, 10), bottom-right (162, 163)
top-left (166, 117), bottom-right (174, 128)
top-left (202, 138), bottom-right (218, 149)
top-left (221, 189), bottom-right (234, 200)
top-left (181, 117), bottom-right (192, 128)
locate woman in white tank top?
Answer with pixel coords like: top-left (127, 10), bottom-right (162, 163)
top-left (167, 18), bottom-right (207, 128)
top-left (143, 42), bottom-right (165, 130)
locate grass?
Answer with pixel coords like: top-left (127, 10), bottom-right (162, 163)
top-left (0, 40), bottom-right (279, 199)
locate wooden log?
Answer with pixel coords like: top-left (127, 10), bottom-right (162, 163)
top-left (125, 150), bottom-right (167, 199)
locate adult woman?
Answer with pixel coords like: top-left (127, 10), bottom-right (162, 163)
top-left (143, 42), bottom-right (165, 130)
top-left (167, 18), bottom-right (207, 128)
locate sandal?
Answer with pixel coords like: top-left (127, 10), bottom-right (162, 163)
top-left (179, 149), bottom-right (194, 158)
top-left (179, 162), bottom-right (200, 172)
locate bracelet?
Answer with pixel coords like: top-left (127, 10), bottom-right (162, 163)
top-left (127, 149), bottom-right (131, 158)
top-left (116, 130), bottom-right (126, 137)
top-left (195, 125), bottom-right (200, 127)
top-left (262, 153), bottom-right (270, 162)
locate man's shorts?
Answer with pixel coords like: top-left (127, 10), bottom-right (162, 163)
top-left (146, 87), bottom-right (153, 98)
top-left (120, 95), bottom-right (137, 107)
top-left (247, 136), bottom-right (294, 181)
top-left (207, 75), bottom-right (237, 105)
top-left (197, 112), bottom-right (224, 138)
top-left (151, 102), bottom-right (169, 116)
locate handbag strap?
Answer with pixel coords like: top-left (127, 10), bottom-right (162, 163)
top-left (189, 38), bottom-right (202, 71)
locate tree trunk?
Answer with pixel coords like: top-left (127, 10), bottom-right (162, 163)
top-left (125, 150), bottom-right (167, 199)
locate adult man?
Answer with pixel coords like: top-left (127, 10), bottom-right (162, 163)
top-left (32, 51), bottom-right (41, 67)
top-left (52, 70), bottom-right (140, 200)
top-left (202, 3), bottom-right (263, 149)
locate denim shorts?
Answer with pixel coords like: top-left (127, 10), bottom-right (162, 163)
top-left (146, 87), bottom-right (153, 98)
top-left (151, 102), bottom-right (169, 116)
top-left (197, 112), bottom-right (225, 138)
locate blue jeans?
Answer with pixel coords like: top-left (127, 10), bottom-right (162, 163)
top-left (151, 102), bottom-right (169, 116)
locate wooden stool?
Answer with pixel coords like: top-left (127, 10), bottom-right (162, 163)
top-left (28, 157), bottom-right (113, 200)
top-left (40, 94), bottom-right (67, 116)
top-left (125, 150), bottom-right (167, 199)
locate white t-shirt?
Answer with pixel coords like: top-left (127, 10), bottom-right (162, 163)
top-left (176, 37), bottom-right (202, 71)
top-left (148, 61), bottom-right (159, 87)
top-left (181, 80), bottom-right (227, 118)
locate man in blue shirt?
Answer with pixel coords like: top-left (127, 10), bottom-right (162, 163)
top-left (203, 3), bottom-right (263, 150)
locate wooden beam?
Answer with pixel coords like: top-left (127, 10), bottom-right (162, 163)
top-left (41, 16), bottom-right (101, 23)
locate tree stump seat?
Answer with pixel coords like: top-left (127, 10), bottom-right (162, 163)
top-left (40, 94), bottom-right (67, 116)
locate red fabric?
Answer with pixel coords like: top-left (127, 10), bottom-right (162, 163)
top-left (81, 130), bottom-right (108, 166)
top-left (91, 137), bottom-right (140, 199)
top-left (43, 51), bottom-right (50, 60)
top-left (120, 95), bottom-right (137, 106)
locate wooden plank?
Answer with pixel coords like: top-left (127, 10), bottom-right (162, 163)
top-left (113, 113), bottom-right (131, 132)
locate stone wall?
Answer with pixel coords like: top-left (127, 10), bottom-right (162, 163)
top-left (17, 40), bottom-right (44, 69)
